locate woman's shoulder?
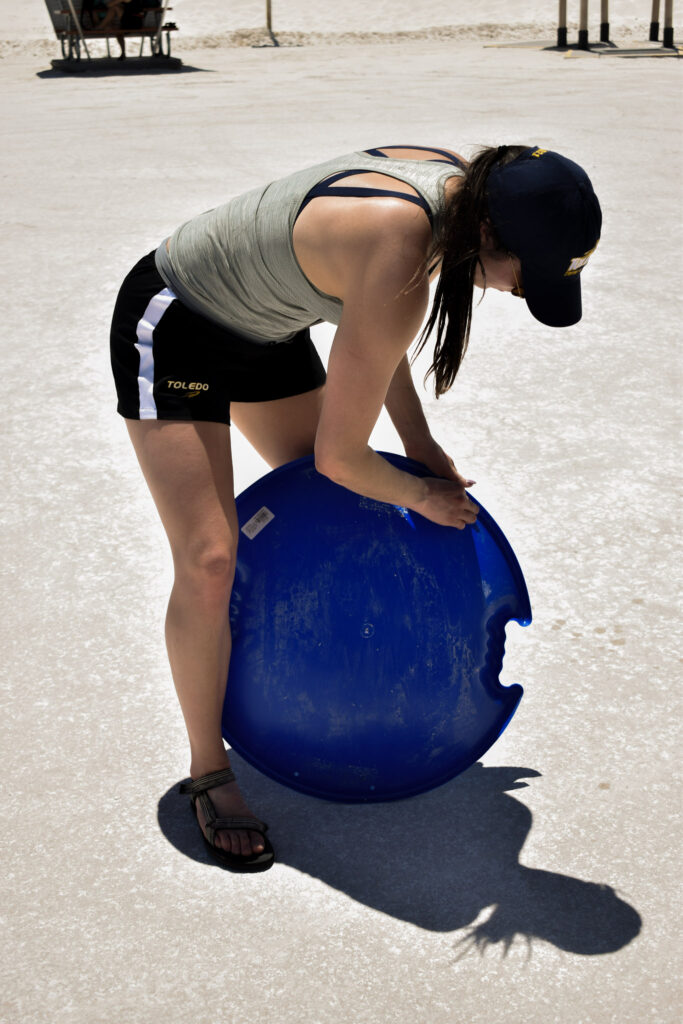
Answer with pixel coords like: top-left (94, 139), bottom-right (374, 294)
top-left (427, 146), bottom-right (469, 168)
top-left (445, 149), bottom-right (469, 168)
top-left (365, 145), bottom-right (469, 168)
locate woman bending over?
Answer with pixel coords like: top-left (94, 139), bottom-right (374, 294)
top-left (110, 143), bottom-right (601, 871)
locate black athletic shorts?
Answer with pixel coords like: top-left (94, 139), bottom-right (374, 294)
top-left (110, 251), bottom-right (327, 425)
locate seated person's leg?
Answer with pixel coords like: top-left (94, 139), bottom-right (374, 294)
top-left (96, 0), bottom-right (129, 32)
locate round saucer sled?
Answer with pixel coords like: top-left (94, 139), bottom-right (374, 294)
top-left (222, 453), bottom-right (531, 802)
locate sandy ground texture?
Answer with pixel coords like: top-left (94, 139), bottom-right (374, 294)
top-left (1, 7), bottom-right (683, 1024)
top-left (7, 0), bottom-right (674, 35)
top-left (2, 0), bottom-right (679, 56)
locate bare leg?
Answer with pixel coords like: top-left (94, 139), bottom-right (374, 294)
top-left (126, 419), bottom-right (264, 857)
top-left (97, 1), bottom-right (126, 32)
top-left (125, 391), bottom-right (323, 858)
top-left (231, 386), bottom-right (324, 468)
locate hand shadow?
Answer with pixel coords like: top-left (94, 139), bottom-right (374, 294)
top-left (158, 759), bottom-right (641, 957)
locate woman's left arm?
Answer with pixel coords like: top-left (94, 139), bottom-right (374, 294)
top-left (384, 355), bottom-right (474, 487)
top-left (384, 354), bottom-right (430, 453)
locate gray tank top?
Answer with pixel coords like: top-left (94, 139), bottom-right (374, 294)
top-left (154, 151), bottom-right (462, 344)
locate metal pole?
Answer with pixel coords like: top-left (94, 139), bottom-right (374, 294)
top-left (65, 0), bottom-right (91, 58)
top-left (557, 0), bottom-right (568, 46)
top-left (265, 0), bottom-right (278, 45)
top-left (154, 0), bottom-right (171, 54)
top-left (663, 0), bottom-right (674, 46)
top-left (650, 0), bottom-right (660, 40)
top-left (600, 0), bottom-right (610, 41)
top-left (578, 0), bottom-right (589, 48)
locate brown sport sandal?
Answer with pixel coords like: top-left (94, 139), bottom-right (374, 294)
top-left (180, 767), bottom-right (275, 872)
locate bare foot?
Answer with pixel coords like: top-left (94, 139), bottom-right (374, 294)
top-left (190, 770), bottom-right (265, 858)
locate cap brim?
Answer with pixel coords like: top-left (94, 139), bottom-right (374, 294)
top-left (523, 267), bottom-right (582, 328)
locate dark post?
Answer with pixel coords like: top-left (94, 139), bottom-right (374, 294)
top-left (265, 0), bottom-right (279, 46)
top-left (558, 0), bottom-right (568, 46)
top-left (600, 0), bottom-right (610, 41)
top-left (663, 0), bottom-right (674, 46)
top-left (578, 0), bottom-right (589, 48)
top-left (650, 0), bottom-right (660, 40)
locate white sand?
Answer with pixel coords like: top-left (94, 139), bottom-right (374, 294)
top-left (2, 0), bottom-right (672, 51)
top-left (159, 0), bottom-right (659, 34)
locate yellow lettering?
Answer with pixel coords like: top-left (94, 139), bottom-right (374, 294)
top-left (564, 243), bottom-right (598, 277)
top-left (166, 380), bottom-right (209, 392)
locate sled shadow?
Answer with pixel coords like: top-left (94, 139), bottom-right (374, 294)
top-left (158, 759), bottom-right (641, 957)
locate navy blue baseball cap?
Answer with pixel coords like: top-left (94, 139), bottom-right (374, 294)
top-left (486, 147), bottom-right (602, 327)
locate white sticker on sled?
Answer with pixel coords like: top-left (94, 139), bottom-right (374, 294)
top-left (241, 506), bottom-right (275, 539)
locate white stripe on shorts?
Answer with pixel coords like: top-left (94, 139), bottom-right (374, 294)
top-left (134, 287), bottom-right (175, 419)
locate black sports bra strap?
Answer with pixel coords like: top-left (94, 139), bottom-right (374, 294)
top-left (299, 169), bottom-right (433, 223)
top-left (303, 187), bottom-right (432, 220)
top-left (312, 169), bottom-right (367, 188)
top-left (365, 145), bottom-right (466, 168)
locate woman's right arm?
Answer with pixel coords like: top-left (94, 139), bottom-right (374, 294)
top-left (313, 232), bottom-right (478, 530)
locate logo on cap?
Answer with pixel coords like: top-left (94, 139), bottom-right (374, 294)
top-left (564, 243), bottom-right (598, 277)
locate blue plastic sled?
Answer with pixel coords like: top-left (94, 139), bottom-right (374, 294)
top-left (222, 453), bottom-right (531, 802)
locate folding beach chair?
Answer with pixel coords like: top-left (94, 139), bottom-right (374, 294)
top-left (43, 0), bottom-right (177, 62)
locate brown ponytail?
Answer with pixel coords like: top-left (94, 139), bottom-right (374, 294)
top-left (413, 144), bottom-right (529, 397)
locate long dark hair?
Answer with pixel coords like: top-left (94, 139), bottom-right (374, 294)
top-left (413, 144), bottom-right (529, 397)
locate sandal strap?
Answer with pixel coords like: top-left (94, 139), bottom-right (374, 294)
top-left (179, 767), bottom-right (236, 795)
top-left (207, 816), bottom-right (268, 835)
top-left (180, 770), bottom-right (268, 847)
top-left (203, 808), bottom-right (269, 846)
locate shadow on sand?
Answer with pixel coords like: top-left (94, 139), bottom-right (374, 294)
top-left (158, 760), bottom-right (641, 957)
top-left (36, 60), bottom-right (211, 79)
